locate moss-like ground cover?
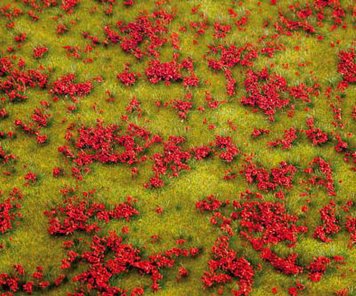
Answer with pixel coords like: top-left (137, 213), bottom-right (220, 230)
top-left (0, 0), bottom-right (355, 295)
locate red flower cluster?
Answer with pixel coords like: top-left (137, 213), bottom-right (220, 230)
top-left (275, 0), bottom-right (346, 35)
top-left (14, 106), bottom-right (51, 144)
top-left (147, 136), bottom-right (191, 188)
top-left (207, 44), bottom-right (258, 96)
top-left (304, 117), bottom-right (329, 146)
top-left (251, 128), bottom-right (270, 138)
top-left (213, 22), bottom-right (231, 39)
top-left (214, 135), bottom-right (239, 163)
top-left (345, 216), bottom-right (356, 247)
top-left (0, 265), bottom-right (65, 295)
top-left (268, 127), bottom-right (298, 149)
top-left (171, 93), bottom-right (194, 120)
top-left (241, 68), bottom-right (312, 121)
top-left (307, 256), bottom-right (331, 282)
top-left (242, 161), bottom-right (297, 192)
top-left (304, 157), bottom-right (335, 196)
top-left (24, 171), bottom-right (38, 185)
top-left (59, 121), bottom-right (161, 170)
top-left (146, 58), bottom-right (182, 84)
top-left (196, 195), bottom-right (226, 212)
top-left (202, 235), bottom-right (254, 296)
top-left (260, 248), bottom-right (303, 275)
top-left (45, 195), bottom-right (139, 236)
top-left (66, 231), bottom-right (200, 294)
top-left (117, 64), bottom-right (138, 86)
top-left (0, 56), bottom-right (48, 102)
top-left (50, 73), bottom-right (93, 98)
top-left (313, 201), bottom-right (340, 242)
top-left (33, 46), bottom-right (48, 59)
top-left (61, 0), bottom-right (79, 13)
top-left (0, 145), bottom-right (15, 165)
top-left (107, 8), bottom-right (174, 59)
top-left (338, 48), bottom-right (355, 86)
top-left (0, 188), bottom-right (23, 234)
top-left (125, 97), bottom-right (142, 117)
top-left (192, 145), bottom-right (212, 160)
top-left (207, 44), bottom-right (257, 70)
top-left (195, 189), bottom-right (349, 295)
top-left (145, 55), bottom-right (199, 87)
top-left (236, 201), bottom-right (308, 250)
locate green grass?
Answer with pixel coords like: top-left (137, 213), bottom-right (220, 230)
top-left (0, 0), bottom-right (355, 295)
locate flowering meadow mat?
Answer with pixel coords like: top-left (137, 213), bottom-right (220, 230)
top-left (0, 0), bottom-right (355, 295)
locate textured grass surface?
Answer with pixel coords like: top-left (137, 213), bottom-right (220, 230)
top-left (0, 0), bottom-right (355, 295)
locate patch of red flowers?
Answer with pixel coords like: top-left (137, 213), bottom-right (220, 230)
top-left (45, 194), bottom-right (139, 236)
top-left (146, 136), bottom-right (191, 188)
top-left (268, 127), bottom-right (299, 149)
top-left (63, 231), bottom-right (200, 294)
top-left (304, 117), bottom-right (329, 146)
top-left (59, 120), bottom-right (161, 176)
top-left (0, 56), bottom-right (48, 102)
top-left (304, 157), bottom-right (336, 196)
top-left (242, 161), bottom-right (297, 192)
top-left (0, 188), bottom-right (23, 234)
top-left (241, 68), bottom-right (313, 121)
top-left (50, 73), bottom-right (93, 98)
top-left (202, 235), bottom-right (254, 296)
top-left (33, 46), bottom-right (48, 59)
top-left (117, 63), bottom-right (139, 86)
top-left (0, 265), bottom-right (66, 295)
top-left (313, 201), bottom-right (340, 242)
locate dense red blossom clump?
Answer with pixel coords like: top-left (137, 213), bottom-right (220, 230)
top-left (196, 191), bottom-right (348, 295)
top-left (307, 256), bottom-right (332, 282)
top-left (207, 44), bottom-right (258, 96)
top-left (304, 117), bottom-right (329, 146)
top-left (0, 145), bottom-right (16, 165)
top-left (104, 8), bottom-right (175, 59)
top-left (236, 200), bottom-right (308, 250)
top-left (117, 64), bottom-right (138, 86)
top-left (269, 127), bottom-right (298, 149)
top-left (44, 195), bottom-right (139, 235)
top-left (251, 128), bottom-right (270, 138)
top-left (274, 0), bottom-right (346, 35)
top-left (146, 136), bottom-right (191, 188)
top-left (304, 157), bottom-right (335, 196)
top-left (59, 120), bottom-right (161, 169)
top-left (196, 195), bottom-right (226, 212)
top-left (241, 68), bottom-right (316, 121)
top-left (50, 73), bottom-right (93, 98)
top-left (214, 135), bottom-right (239, 163)
top-left (260, 248), bottom-right (303, 275)
top-left (145, 55), bottom-right (199, 87)
top-left (202, 235), bottom-right (254, 296)
top-left (62, 231), bottom-right (200, 294)
top-left (0, 188), bottom-right (23, 234)
top-left (33, 46), bottom-right (48, 59)
top-left (241, 69), bottom-right (288, 121)
top-left (345, 216), bottom-right (356, 247)
top-left (242, 161), bottom-right (297, 192)
top-left (0, 265), bottom-right (66, 295)
top-left (313, 201), bottom-right (340, 242)
top-left (338, 48), bottom-right (356, 87)
top-left (0, 56), bottom-right (48, 102)
top-left (171, 96), bottom-right (193, 120)
top-left (14, 106), bottom-right (51, 144)
top-left (61, 0), bottom-right (79, 13)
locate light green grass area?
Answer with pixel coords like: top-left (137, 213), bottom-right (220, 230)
top-left (0, 0), bottom-right (355, 295)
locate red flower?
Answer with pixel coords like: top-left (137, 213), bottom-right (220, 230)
top-left (33, 46), bottom-right (48, 59)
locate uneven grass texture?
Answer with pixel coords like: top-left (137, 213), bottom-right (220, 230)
top-left (0, 0), bottom-right (355, 296)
